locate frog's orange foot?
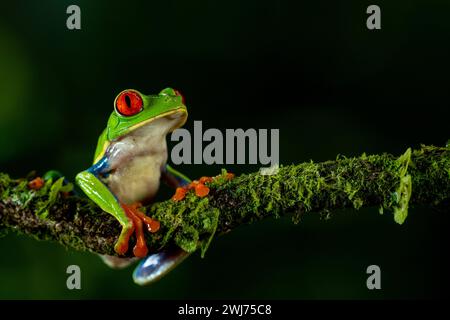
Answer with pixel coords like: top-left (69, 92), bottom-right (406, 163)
top-left (172, 180), bottom-right (210, 201)
top-left (223, 172), bottom-right (235, 180)
top-left (117, 203), bottom-right (161, 258)
top-left (28, 177), bottom-right (44, 190)
top-left (172, 187), bottom-right (187, 201)
top-left (171, 173), bottom-right (234, 202)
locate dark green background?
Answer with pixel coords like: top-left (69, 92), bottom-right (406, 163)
top-left (0, 0), bottom-right (449, 299)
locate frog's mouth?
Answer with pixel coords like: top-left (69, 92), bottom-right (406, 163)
top-left (165, 108), bottom-right (188, 131)
top-left (127, 108), bottom-right (188, 135)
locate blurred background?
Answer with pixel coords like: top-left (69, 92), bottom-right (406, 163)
top-left (0, 0), bottom-right (449, 299)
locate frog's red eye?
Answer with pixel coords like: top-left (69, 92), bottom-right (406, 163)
top-left (174, 89), bottom-right (185, 105)
top-left (115, 90), bottom-right (143, 116)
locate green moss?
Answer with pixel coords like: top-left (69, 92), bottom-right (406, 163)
top-left (175, 224), bottom-right (199, 252)
top-left (199, 208), bottom-right (220, 257)
top-left (393, 175), bottom-right (412, 224)
top-left (1, 144), bottom-right (448, 258)
top-left (391, 148), bottom-right (412, 224)
top-left (35, 178), bottom-right (63, 219)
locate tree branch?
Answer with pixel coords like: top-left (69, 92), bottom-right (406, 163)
top-left (0, 144), bottom-right (449, 258)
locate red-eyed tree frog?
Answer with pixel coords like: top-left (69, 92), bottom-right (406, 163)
top-left (75, 88), bottom-right (198, 285)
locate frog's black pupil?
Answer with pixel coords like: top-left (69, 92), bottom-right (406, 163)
top-left (125, 95), bottom-right (131, 108)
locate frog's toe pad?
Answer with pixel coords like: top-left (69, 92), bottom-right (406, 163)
top-left (171, 173), bottom-right (234, 201)
top-left (28, 177), bottom-right (45, 190)
top-left (171, 177), bottom-right (213, 201)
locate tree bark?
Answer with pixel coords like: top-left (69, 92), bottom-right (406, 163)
top-left (0, 144), bottom-right (448, 258)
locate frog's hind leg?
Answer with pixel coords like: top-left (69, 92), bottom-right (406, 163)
top-left (161, 164), bottom-right (191, 188)
top-left (133, 246), bottom-right (190, 285)
top-left (27, 170), bottom-right (78, 194)
top-left (43, 170), bottom-right (76, 192)
top-left (100, 255), bottom-right (138, 269)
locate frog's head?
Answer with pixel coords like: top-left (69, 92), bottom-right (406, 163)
top-left (106, 88), bottom-right (187, 141)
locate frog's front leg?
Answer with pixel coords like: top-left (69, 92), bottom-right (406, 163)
top-left (76, 157), bottom-right (155, 258)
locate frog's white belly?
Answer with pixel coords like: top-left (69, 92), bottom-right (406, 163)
top-left (103, 118), bottom-right (173, 204)
top-left (107, 153), bottom-right (166, 204)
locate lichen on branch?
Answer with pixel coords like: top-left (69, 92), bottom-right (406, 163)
top-left (0, 144), bottom-right (449, 258)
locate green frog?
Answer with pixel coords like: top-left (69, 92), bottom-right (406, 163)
top-left (75, 88), bottom-right (194, 285)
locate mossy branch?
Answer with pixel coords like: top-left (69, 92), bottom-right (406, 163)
top-left (0, 144), bottom-right (449, 258)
